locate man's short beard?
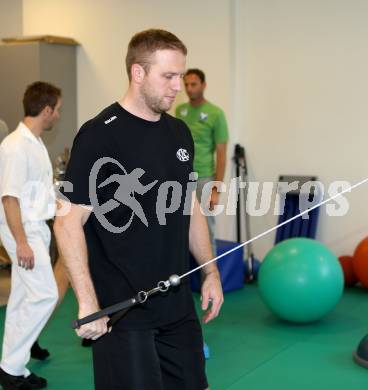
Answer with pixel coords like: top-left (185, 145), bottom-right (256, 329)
top-left (144, 95), bottom-right (166, 114)
top-left (141, 85), bottom-right (169, 114)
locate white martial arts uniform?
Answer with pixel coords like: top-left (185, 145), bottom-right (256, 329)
top-left (0, 122), bottom-right (58, 376)
top-left (0, 119), bottom-right (9, 144)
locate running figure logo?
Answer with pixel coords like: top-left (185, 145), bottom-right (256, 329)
top-left (99, 168), bottom-right (157, 226)
top-left (89, 157), bottom-right (158, 233)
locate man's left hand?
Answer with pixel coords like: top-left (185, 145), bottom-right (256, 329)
top-left (201, 271), bottom-right (224, 324)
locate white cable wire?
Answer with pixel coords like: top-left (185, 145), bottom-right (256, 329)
top-left (179, 177), bottom-right (368, 280)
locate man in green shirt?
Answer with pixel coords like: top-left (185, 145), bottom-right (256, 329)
top-left (176, 68), bottom-right (229, 256)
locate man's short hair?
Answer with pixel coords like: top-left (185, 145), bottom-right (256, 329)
top-left (126, 29), bottom-right (187, 81)
top-left (23, 81), bottom-right (61, 117)
top-left (185, 68), bottom-right (206, 83)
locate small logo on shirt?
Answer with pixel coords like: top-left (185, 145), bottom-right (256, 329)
top-left (104, 116), bottom-right (117, 125)
top-left (176, 148), bottom-right (190, 162)
top-left (199, 112), bottom-right (208, 121)
top-left (180, 108), bottom-right (188, 117)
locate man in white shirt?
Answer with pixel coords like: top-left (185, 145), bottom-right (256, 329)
top-left (0, 82), bottom-right (61, 390)
top-left (0, 119), bottom-right (9, 144)
top-left (0, 120), bottom-right (9, 251)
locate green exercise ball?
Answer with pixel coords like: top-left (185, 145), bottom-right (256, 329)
top-left (258, 238), bottom-right (344, 323)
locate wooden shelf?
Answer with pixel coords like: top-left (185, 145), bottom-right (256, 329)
top-left (2, 35), bottom-right (79, 46)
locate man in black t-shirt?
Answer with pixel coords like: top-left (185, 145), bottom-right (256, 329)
top-left (54, 29), bottom-right (223, 390)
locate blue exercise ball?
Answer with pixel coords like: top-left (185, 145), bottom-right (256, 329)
top-left (258, 238), bottom-right (344, 323)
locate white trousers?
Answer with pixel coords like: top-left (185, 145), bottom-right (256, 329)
top-left (0, 221), bottom-right (58, 376)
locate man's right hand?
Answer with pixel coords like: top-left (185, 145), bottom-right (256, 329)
top-left (76, 306), bottom-right (110, 340)
top-left (16, 242), bottom-right (34, 270)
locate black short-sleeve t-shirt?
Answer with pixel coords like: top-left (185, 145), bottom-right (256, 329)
top-left (61, 103), bottom-right (197, 329)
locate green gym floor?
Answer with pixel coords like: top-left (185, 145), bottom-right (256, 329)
top-left (1, 284), bottom-right (367, 390)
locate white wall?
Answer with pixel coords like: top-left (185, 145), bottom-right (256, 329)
top-left (4, 0), bottom-right (368, 257)
top-left (235, 0), bottom-right (368, 259)
top-left (21, 0), bottom-right (235, 240)
top-left (22, 0), bottom-right (231, 125)
top-left (0, 0), bottom-right (22, 38)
